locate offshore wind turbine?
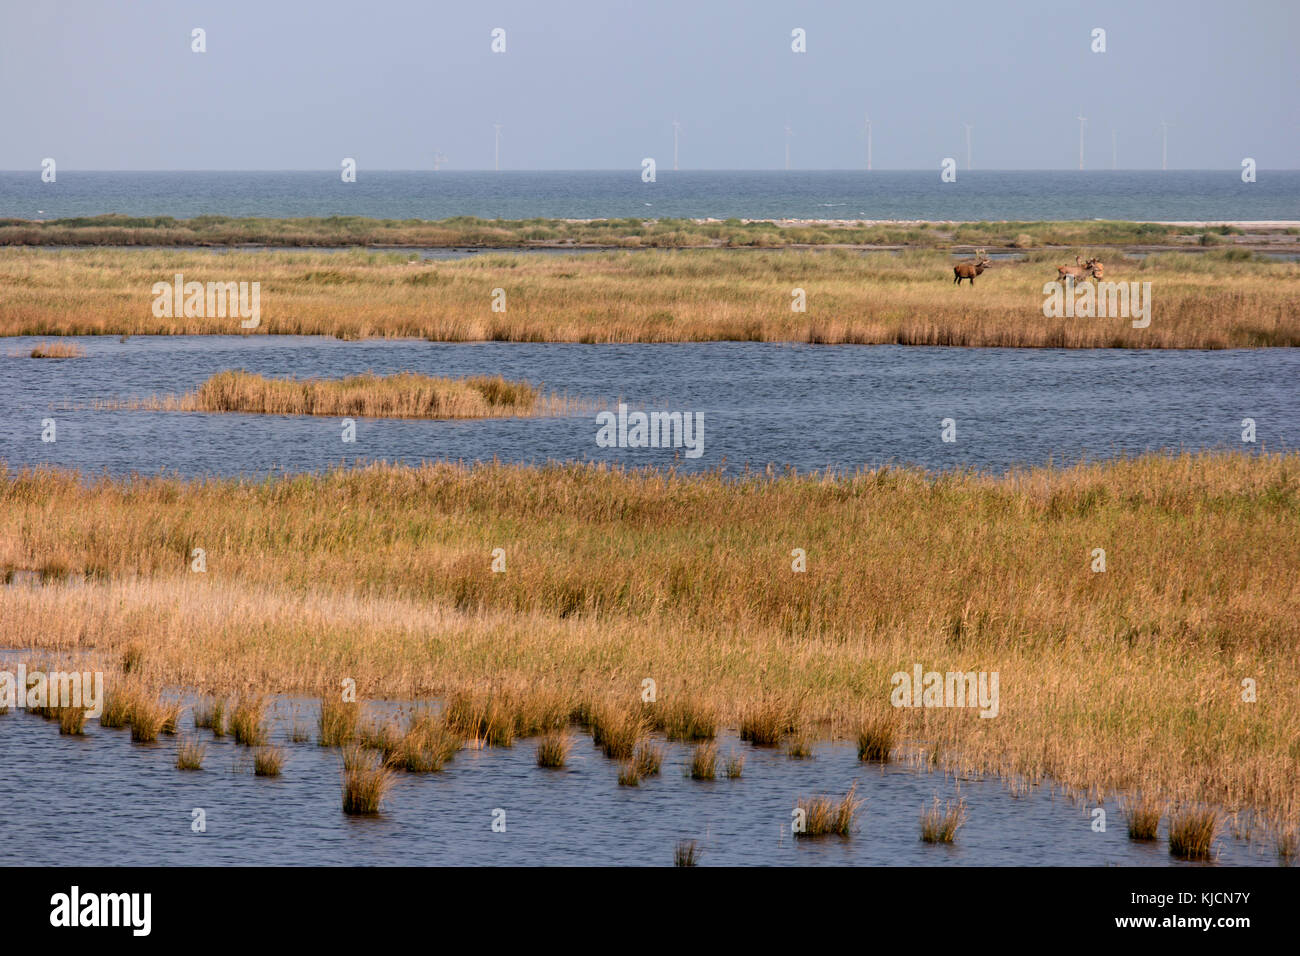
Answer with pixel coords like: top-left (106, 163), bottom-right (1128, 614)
top-left (1076, 115), bottom-right (1087, 170)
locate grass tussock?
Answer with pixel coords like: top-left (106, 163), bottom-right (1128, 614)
top-left (3, 244), bottom-right (1295, 348)
top-left (740, 700), bottom-right (799, 747)
top-left (617, 762), bottom-right (641, 786)
top-left (253, 747), bottom-right (285, 777)
top-left (725, 750), bottom-right (745, 779)
top-left (57, 706), bottom-right (86, 735)
top-left (176, 737), bottom-right (205, 770)
top-left (128, 694), bottom-right (168, 743)
top-left (856, 714), bottom-right (897, 763)
top-left (341, 747), bottom-right (392, 815)
top-left (1168, 809), bottom-right (1218, 861)
top-left (385, 713), bottom-right (462, 772)
top-left (536, 731), bottom-right (571, 768)
top-left (674, 839), bottom-right (701, 866)
top-left (229, 696), bottom-right (267, 746)
top-left (98, 685), bottom-right (137, 729)
top-left (1124, 797), bottom-right (1163, 841)
top-left (796, 783), bottom-right (861, 838)
top-left (110, 370), bottom-right (553, 420)
top-left (689, 743), bottom-right (717, 781)
top-left (26, 341), bottom-right (84, 359)
top-left (318, 697), bottom-right (358, 747)
top-left (920, 797), bottom-right (969, 843)
top-left (632, 742), bottom-right (663, 778)
top-left (590, 705), bottom-right (647, 761)
top-left (194, 698), bottom-right (226, 736)
top-left (647, 697), bottom-right (718, 741)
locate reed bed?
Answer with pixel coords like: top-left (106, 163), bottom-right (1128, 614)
top-left (318, 698), bottom-right (359, 747)
top-left (920, 797), bottom-right (969, 843)
top-left (1, 452), bottom-right (1298, 832)
top-left (128, 694), bottom-right (168, 743)
top-left (104, 370), bottom-right (553, 420)
top-left (856, 715), bottom-right (897, 763)
top-left (384, 713), bottom-right (461, 772)
top-left (648, 697), bottom-right (718, 741)
top-left (796, 784), bottom-right (861, 838)
top-left (2, 246), bottom-right (1295, 348)
top-left (590, 705), bottom-right (647, 761)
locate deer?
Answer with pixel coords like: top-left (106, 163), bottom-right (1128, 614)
top-left (1057, 256), bottom-right (1102, 283)
top-left (953, 250), bottom-right (991, 286)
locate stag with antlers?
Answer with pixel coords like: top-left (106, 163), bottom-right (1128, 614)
top-left (953, 250), bottom-right (991, 286)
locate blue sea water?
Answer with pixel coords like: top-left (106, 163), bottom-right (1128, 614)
top-left (2, 170), bottom-right (1298, 222)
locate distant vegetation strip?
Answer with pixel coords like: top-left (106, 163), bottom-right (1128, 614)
top-left (3, 214), bottom-right (1290, 249)
top-left (98, 370), bottom-right (559, 419)
top-left (3, 246), bottom-right (1296, 348)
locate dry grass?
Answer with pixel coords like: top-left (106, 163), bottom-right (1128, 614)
top-left (176, 737), bottom-right (206, 770)
top-left (385, 713), bottom-right (461, 772)
top-left (57, 705), bottom-right (86, 735)
top-left (229, 697), bottom-right (267, 746)
top-left (633, 742), bottom-right (663, 778)
top-left (689, 743), bottom-right (717, 781)
top-left (1168, 808), bottom-right (1218, 860)
top-left (1124, 797), bottom-right (1163, 841)
top-left (590, 705), bottom-right (647, 761)
top-left (724, 750), bottom-right (745, 779)
top-left (128, 694), bottom-right (168, 743)
top-left (103, 370), bottom-right (553, 420)
top-left (536, 731), bottom-right (571, 769)
top-left (253, 747), bottom-right (285, 777)
top-left (318, 698), bottom-right (359, 747)
top-left (1, 452), bottom-right (1298, 832)
top-left (796, 784), bottom-right (861, 837)
top-left (2, 246), bottom-right (1295, 347)
top-left (920, 796), bottom-right (969, 843)
top-left (26, 341), bottom-right (84, 359)
top-left (194, 698), bottom-right (226, 736)
top-left (856, 715), bottom-right (897, 763)
top-left (341, 747), bottom-right (392, 814)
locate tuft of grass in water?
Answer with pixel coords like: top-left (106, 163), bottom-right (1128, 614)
top-left (341, 747), bottom-right (392, 815)
top-left (253, 747), bottom-right (285, 777)
top-left (1168, 808), bottom-right (1217, 861)
top-left (648, 697), bottom-right (718, 741)
top-left (674, 840), bottom-right (701, 867)
top-left (57, 705), bottom-right (86, 735)
top-left (385, 713), bottom-right (461, 772)
top-left (160, 701), bottom-right (181, 735)
top-left (536, 731), bottom-right (571, 769)
top-left (724, 750), bottom-right (745, 779)
top-left (590, 705), bottom-right (646, 761)
top-left (1277, 828), bottom-right (1298, 865)
top-left (796, 783), bottom-right (862, 838)
top-left (920, 796), bottom-right (968, 843)
top-left (128, 694), bottom-right (168, 743)
top-left (1124, 797), bottom-right (1162, 841)
top-left (442, 690), bottom-right (517, 747)
top-left (632, 742), bottom-right (663, 778)
top-left (740, 700), bottom-right (798, 747)
top-left (229, 696), bottom-right (267, 746)
top-left (688, 742), bottom-right (717, 781)
top-left (856, 715), bottom-right (896, 763)
top-left (288, 723), bottom-right (311, 743)
top-left (98, 685), bottom-right (137, 729)
top-left (28, 341), bottom-right (84, 359)
top-left (193, 698), bottom-right (226, 736)
top-left (318, 697), bottom-right (358, 747)
top-left (119, 371), bottom-right (549, 421)
top-left (617, 762), bottom-right (641, 786)
top-left (786, 734), bottom-right (813, 759)
top-left (176, 737), bottom-right (206, 770)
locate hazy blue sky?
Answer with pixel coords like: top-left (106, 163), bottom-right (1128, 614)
top-left (2, 0), bottom-right (1296, 170)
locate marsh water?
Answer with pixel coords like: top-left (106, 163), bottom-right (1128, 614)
top-left (2, 336), bottom-right (1296, 477)
top-left (2, 339), bottom-right (1296, 866)
top-left (0, 691), bottom-right (1277, 866)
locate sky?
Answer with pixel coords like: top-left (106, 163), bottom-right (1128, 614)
top-left (1, 0), bottom-right (1296, 171)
